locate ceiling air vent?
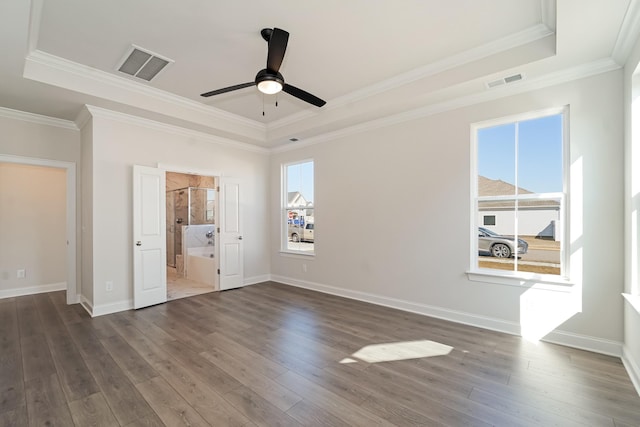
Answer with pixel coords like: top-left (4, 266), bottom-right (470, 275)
top-left (117, 45), bottom-right (173, 81)
top-left (486, 73), bottom-right (524, 89)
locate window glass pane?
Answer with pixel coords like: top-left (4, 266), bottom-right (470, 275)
top-left (477, 201), bottom-right (516, 272)
top-left (518, 114), bottom-right (563, 194)
top-left (285, 161), bottom-right (314, 253)
top-left (477, 123), bottom-right (516, 196)
top-left (474, 111), bottom-right (565, 278)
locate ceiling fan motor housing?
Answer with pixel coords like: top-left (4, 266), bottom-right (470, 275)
top-left (255, 69), bottom-right (284, 94)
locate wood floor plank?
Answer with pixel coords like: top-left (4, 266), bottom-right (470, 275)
top-left (2, 282), bottom-right (640, 426)
top-left (0, 299), bottom-right (25, 416)
top-left (0, 404), bottom-right (28, 426)
top-left (159, 339), bottom-right (244, 395)
top-left (136, 376), bottom-right (209, 427)
top-left (68, 392), bottom-right (119, 426)
top-left (24, 373), bottom-right (74, 426)
top-left (15, 295), bottom-right (42, 338)
top-left (221, 385), bottom-right (302, 427)
top-left (204, 331), bottom-right (288, 380)
top-left (66, 320), bottom-right (156, 425)
top-left (274, 370), bottom-right (395, 426)
top-left (34, 294), bottom-right (100, 403)
top-left (285, 399), bottom-right (352, 427)
top-left (20, 333), bottom-right (56, 382)
top-left (49, 291), bottom-right (85, 324)
top-left (151, 357), bottom-right (254, 426)
top-left (200, 347), bottom-right (303, 412)
top-left (100, 333), bottom-right (158, 384)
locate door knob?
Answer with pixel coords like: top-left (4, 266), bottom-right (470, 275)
top-left (238, 236), bottom-right (243, 240)
top-left (136, 241), bottom-right (142, 246)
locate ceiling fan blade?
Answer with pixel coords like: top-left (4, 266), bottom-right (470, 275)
top-left (200, 82), bottom-right (254, 97)
top-left (266, 28), bottom-right (289, 72)
top-left (283, 84), bottom-right (326, 107)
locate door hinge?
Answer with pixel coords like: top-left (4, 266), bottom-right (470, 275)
top-left (216, 186), bottom-right (220, 192)
top-left (217, 269), bottom-right (220, 275)
top-left (217, 227), bottom-right (220, 233)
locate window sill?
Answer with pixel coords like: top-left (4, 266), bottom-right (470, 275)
top-left (623, 293), bottom-right (640, 315)
top-left (279, 250), bottom-right (315, 259)
top-left (466, 269), bottom-right (574, 291)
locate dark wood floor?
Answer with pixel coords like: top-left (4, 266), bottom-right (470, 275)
top-left (1, 282), bottom-right (639, 426)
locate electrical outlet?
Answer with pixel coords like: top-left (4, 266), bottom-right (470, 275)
top-left (17, 269), bottom-right (26, 279)
top-left (106, 281), bottom-right (113, 291)
top-left (302, 264), bottom-right (307, 273)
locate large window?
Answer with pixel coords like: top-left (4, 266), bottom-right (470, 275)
top-left (283, 160), bottom-right (314, 254)
top-left (472, 108), bottom-right (567, 279)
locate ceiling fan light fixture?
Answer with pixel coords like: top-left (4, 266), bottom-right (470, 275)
top-left (257, 79), bottom-right (283, 94)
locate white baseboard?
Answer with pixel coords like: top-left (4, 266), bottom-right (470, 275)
top-left (91, 299), bottom-right (133, 317)
top-left (81, 296), bottom-right (133, 318)
top-left (80, 295), bottom-right (94, 316)
top-left (543, 329), bottom-right (622, 357)
top-left (623, 345), bottom-right (640, 396)
top-left (271, 275), bottom-right (623, 357)
top-left (0, 282), bottom-right (67, 299)
top-left (244, 274), bottom-right (271, 286)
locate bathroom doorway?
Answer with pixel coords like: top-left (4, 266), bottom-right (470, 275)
top-left (165, 171), bottom-right (218, 301)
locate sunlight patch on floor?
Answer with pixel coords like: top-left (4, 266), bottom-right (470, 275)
top-left (340, 340), bottom-right (453, 364)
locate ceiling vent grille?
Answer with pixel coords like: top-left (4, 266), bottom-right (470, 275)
top-left (486, 73), bottom-right (524, 89)
top-left (117, 45), bottom-right (173, 81)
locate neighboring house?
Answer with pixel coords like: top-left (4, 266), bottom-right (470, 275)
top-left (287, 191), bottom-right (314, 223)
top-left (477, 176), bottom-right (560, 239)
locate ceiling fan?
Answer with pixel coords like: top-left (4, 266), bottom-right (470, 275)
top-left (200, 28), bottom-right (326, 107)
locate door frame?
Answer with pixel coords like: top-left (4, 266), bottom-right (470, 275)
top-left (0, 154), bottom-right (77, 304)
top-left (158, 163), bottom-right (222, 289)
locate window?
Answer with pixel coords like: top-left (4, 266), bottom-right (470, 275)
top-left (472, 108), bottom-right (567, 279)
top-left (483, 215), bottom-right (496, 226)
top-left (283, 160), bottom-right (314, 254)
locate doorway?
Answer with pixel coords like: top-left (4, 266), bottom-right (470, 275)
top-left (0, 155), bottom-right (76, 304)
top-left (165, 171), bottom-right (218, 301)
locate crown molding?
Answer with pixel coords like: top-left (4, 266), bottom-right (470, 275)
top-left (84, 105), bottom-right (269, 154)
top-left (541, 0), bottom-right (557, 31)
top-left (272, 58), bottom-right (620, 153)
top-left (27, 0), bottom-right (44, 53)
top-left (612, 0), bottom-right (640, 65)
top-left (268, 23), bottom-right (555, 132)
top-left (23, 50), bottom-right (266, 136)
top-left (74, 106), bottom-right (92, 129)
top-left (0, 106), bottom-right (78, 130)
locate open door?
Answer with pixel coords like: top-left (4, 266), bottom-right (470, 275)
top-left (219, 178), bottom-right (244, 290)
top-left (133, 165), bottom-right (167, 308)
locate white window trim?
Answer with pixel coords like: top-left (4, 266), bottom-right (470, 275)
top-left (467, 106), bottom-right (571, 287)
top-left (280, 159), bottom-right (315, 256)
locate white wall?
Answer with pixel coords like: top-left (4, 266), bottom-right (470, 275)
top-left (271, 70), bottom-right (625, 351)
top-left (0, 163), bottom-right (66, 293)
top-left (0, 113), bottom-right (81, 299)
top-left (623, 31), bottom-right (640, 393)
top-left (83, 109), bottom-right (270, 313)
top-left (80, 119), bottom-right (94, 306)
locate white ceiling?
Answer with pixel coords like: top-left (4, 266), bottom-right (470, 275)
top-left (0, 0), bottom-right (637, 148)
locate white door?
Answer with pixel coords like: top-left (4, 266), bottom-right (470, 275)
top-left (219, 178), bottom-right (244, 290)
top-left (133, 165), bottom-right (167, 308)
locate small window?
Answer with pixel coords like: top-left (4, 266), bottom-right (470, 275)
top-left (283, 160), bottom-right (314, 254)
top-left (472, 108), bottom-right (567, 279)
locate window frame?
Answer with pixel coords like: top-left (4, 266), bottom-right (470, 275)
top-left (281, 159), bottom-right (315, 257)
top-left (468, 106), bottom-right (571, 287)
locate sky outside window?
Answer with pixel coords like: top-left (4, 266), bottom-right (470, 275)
top-left (478, 114), bottom-right (562, 193)
top-left (287, 161), bottom-right (314, 202)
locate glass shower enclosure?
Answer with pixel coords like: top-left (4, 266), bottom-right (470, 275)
top-left (166, 187), bottom-right (216, 267)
